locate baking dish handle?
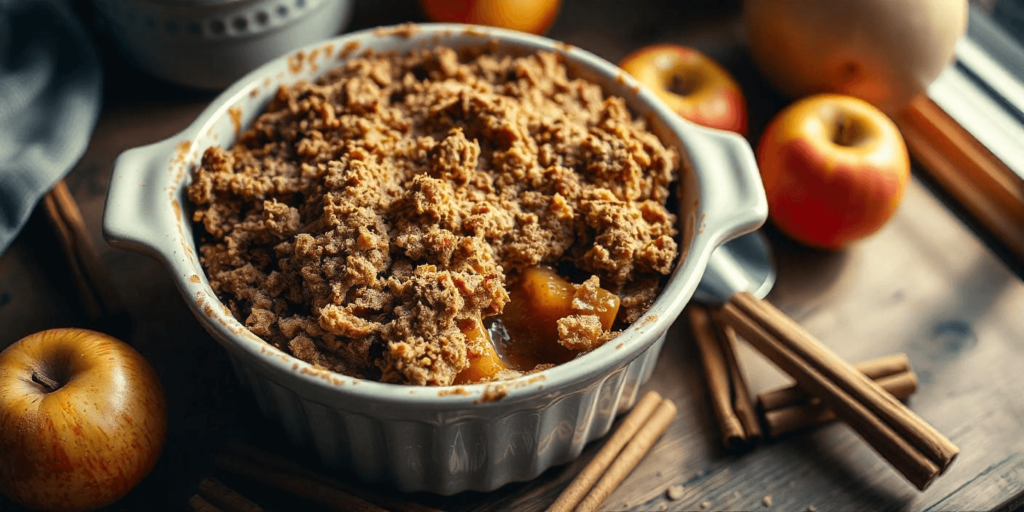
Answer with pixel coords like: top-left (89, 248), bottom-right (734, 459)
top-left (102, 139), bottom-right (183, 260)
top-left (677, 122), bottom-right (768, 245)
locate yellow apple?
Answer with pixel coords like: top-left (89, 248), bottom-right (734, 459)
top-left (419, 0), bottom-right (562, 35)
top-left (756, 94), bottom-right (910, 249)
top-left (0, 329), bottom-right (167, 511)
top-left (620, 45), bottom-right (748, 135)
top-left (744, 0), bottom-right (967, 113)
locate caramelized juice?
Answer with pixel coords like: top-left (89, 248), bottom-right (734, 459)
top-left (496, 266), bottom-right (620, 371)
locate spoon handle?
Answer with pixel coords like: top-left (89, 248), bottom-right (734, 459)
top-left (715, 291), bottom-right (959, 491)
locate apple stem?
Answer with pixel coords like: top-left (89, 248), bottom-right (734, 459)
top-left (31, 371), bottom-right (61, 393)
top-left (670, 73), bottom-right (700, 97)
top-left (834, 115), bottom-right (858, 147)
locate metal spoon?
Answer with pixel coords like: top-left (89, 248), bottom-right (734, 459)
top-left (694, 230), bottom-right (776, 306)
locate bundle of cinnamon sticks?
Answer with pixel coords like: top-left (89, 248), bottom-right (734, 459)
top-left (692, 304), bottom-right (922, 442)
top-left (690, 296), bottom-right (957, 491)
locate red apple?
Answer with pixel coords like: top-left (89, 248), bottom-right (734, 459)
top-left (620, 45), bottom-right (747, 135)
top-left (0, 329), bottom-right (167, 511)
top-left (756, 94), bottom-right (910, 249)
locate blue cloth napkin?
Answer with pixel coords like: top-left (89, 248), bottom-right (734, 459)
top-left (0, 0), bottom-right (102, 256)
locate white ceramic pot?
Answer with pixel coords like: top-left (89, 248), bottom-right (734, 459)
top-left (102, 23), bottom-right (767, 494)
top-left (93, 0), bottom-right (354, 90)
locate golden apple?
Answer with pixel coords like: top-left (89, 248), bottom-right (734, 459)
top-left (744, 0), bottom-right (967, 113)
top-left (620, 45), bottom-right (747, 135)
top-left (756, 94), bottom-right (910, 249)
top-left (419, 0), bottom-right (562, 35)
top-left (0, 329), bottom-right (167, 511)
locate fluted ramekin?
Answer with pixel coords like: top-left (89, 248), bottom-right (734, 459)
top-left (103, 23), bottom-right (766, 494)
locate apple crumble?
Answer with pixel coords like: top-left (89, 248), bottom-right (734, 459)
top-left (187, 46), bottom-right (680, 386)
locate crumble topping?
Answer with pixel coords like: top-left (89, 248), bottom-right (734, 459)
top-left (188, 46), bottom-right (680, 386)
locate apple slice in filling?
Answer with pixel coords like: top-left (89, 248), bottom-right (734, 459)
top-left (453, 316), bottom-right (508, 384)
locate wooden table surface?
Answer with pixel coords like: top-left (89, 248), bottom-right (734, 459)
top-left (2, 1), bottom-right (1023, 510)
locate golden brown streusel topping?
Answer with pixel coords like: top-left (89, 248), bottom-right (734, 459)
top-left (188, 46), bottom-right (679, 386)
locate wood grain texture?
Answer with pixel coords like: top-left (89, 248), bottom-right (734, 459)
top-left (1, 1), bottom-right (1022, 511)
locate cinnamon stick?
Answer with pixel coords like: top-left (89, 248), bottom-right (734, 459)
top-left (717, 293), bottom-right (958, 490)
top-left (214, 452), bottom-right (385, 512)
top-left (189, 494), bottom-right (224, 512)
top-left (222, 441), bottom-right (440, 512)
top-left (198, 477), bottom-right (263, 512)
top-left (715, 319), bottom-right (762, 443)
top-left (42, 180), bottom-right (126, 331)
top-left (689, 306), bottom-right (759, 449)
top-left (575, 398), bottom-right (678, 512)
top-left (549, 391), bottom-right (663, 512)
top-left (690, 307), bottom-right (744, 448)
top-left (731, 292), bottom-right (959, 473)
top-left (764, 371), bottom-right (918, 437)
top-left (758, 353), bottom-right (911, 411)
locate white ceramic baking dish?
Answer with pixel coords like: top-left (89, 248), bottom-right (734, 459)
top-left (102, 23), bottom-right (767, 494)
